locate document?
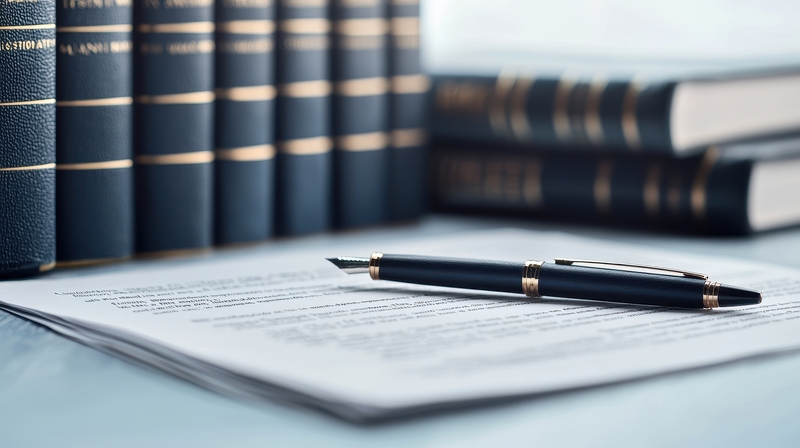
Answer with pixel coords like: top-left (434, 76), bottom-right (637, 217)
top-left (2, 229), bottom-right (800, 421)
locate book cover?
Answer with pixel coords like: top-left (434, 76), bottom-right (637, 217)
top-left (56, 0), bottom-right (135, 266)
top-left (0, 0), bottom-right (56, 276)
top-left (215, 0), bottom-right (276, 244)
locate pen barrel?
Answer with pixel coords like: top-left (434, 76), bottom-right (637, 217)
top-left (539, 263), bottom-right (706, 308)
top-left (377, 255), bottom-right (523, 294)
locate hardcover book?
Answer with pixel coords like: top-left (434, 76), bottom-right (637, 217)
top-left (0, 0), bottom-right (56, 276)
top-left (134, 0), bottom-right (216, 254)
top-left (56, 0), bottom-right (135, 266)
top-left (215, 0), bottom-right (276, 244)
top-left (275, 0), bottom-right (332, 235)
top-left (431, 69), bottom-right (800, 155)
top-left (387, 0), bottom-right (428, 221)
top-left (432, 136), bottom-right (800, 235)
top-left (331, 0), bottom-right (389, 228)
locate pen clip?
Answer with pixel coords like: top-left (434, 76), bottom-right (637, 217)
top-left (553, 258), bottom-right (708, 280)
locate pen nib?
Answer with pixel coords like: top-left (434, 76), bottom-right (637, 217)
top-left (326, 256), bottom-right (370, 274)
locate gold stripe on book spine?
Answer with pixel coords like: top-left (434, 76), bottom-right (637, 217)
top-left (690, 146), bottom-right (721, 223)
top-left (58, 25), bottom-right (133, 33)
top-left (552, 75), bottom-right (575, 143)
top-left (622, 80), bottom-right (643, 150)
top-left (391, 128), bottom-right (426, 148)
top-left (509, 76), bottom-right (534, 141)
top-left (136, 151), bottom-right (214, 165)
top-left (0, 24), bottom-right (56, 30)
top-left (643, 165), bottom-right (661, 219)
top-left (216, 85), bottom-right (276, 101)
top-left (216, 145), bottom-right (276, 161)
top-left (594, 160), bottom-right (614, 216)
top-left (0, 163), bottom-right (56, 171)
top-left (57, 160), bottom-right (133, 170)
top-left (58, 97), bottom-right (133, 107)
top-left (278, 80), bottom-right (332, 97)
top-left (391, 74), bottom-right (430, 94)
top-left (489, 72), bottom-right (515, 138)
top-left (138, 22), bottom-right (215, 34)
top-left (56, 256), bottom-right (131, 268)
top-left (136, 91), bottom-right (215, 104)
top-left (584, 75), bottom-right (608, 146)
top-left (334, 77), bottom-right (389, 96)
top-left (390, 17), bottom-right (418, 35)
top-left (0, 99), bottom-right (56, 107)
top-left (334, 18), bottom-right (388, 36)
top-left (278, 136), bottom-right (333, 155)
top-left (335, 132), bottom-right (388, 152)
top-left (216, 20), bottom-right (275, 34)
top-left (279, 19), bottom-right (331, 34)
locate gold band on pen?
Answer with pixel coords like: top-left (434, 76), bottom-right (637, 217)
top-left (369, 252), bottom-right (383, 280)
top-left (703, 280), bottom-right (721, 309)
top-left (522, 260), bottom-right (544, 298)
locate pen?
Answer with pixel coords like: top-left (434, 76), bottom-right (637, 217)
top-left (326, 253), bottom-right (762, 309)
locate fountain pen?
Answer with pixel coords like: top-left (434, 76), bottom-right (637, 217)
top-left (326, 253), bottom-right (762, 309)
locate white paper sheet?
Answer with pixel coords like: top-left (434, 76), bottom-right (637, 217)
top-left (2, 229), bottom-right (800, 420)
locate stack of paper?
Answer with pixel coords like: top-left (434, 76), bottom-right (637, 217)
top-left (2, 229), bottom-right (800, 421)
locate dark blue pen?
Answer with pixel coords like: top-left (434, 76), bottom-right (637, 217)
top-left (327, 253), bottom-right (762, 309)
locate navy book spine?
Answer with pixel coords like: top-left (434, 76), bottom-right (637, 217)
top-left (56, 0), bottom-right (134, 266)
top-left (331, 0), bottom-right (388, 228)
top-left (387, 0), bottom-right (427, 221)
top-left (431, 142), bottom-right (754, 235)
top-left (430, 74), bottom-right (675, 154)
top-left (0, 0), bottom-right (56, 276)
top-left (134, 0), bottom-right (215, 254)
top-left (275, 0), bottom-right (332, 235)
top-left (215, 0), bottom-right (276, 244)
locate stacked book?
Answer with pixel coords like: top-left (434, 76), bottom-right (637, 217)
top-left (428, 67), bottom-right (800, 235)
top-left (0, 0), bottom-right (429, 277)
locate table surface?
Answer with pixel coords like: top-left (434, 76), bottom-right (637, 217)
top-left (3, 216), bottom-right (800, 447)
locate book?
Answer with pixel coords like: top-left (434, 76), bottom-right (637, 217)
top-left (134, 0), bottom-right (215, 254)
top-left (387, 0), bottom-right (428, 221)
top-left (215, 0), bottom-right (276, 244)
top-left (331, 0), bottom-right (389, 228)
top-left (56, 0), bottom-right (135, 266)
top-left (431, 136), bottom-right (800, 235)
top-left (0, 1), bottom-right (56, 276)
top-left (4, 229), bottom-right (800, 422)
top-left (430, 69), bottom-right (800, 155)
top-left (275, 0), bottom-right (332, 235)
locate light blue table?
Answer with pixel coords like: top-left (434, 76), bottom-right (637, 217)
top-left (3, 216), bottom-right (800, 447)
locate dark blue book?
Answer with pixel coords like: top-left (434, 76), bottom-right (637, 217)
top-left (215, 0), bottom-right (276, 244)
top-left (0, 0), bottom-right (56, 276)
top-left (331, 0), bottom-right (389, 228)
top-left (387, 0), bottom-right (428, 221)
top-left (275, 0), bottom-right (332, 235)
top-left (56, 0), bottom-right (134, 266)
top-left (432, 136), bottom-right (800, 235)
top-left (431, 68), bottom-right (800, 156)
top-left (134, 0), bottom-right (215, 254)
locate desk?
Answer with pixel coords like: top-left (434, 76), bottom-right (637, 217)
top-left (2, 216), bottom-right (800, 447)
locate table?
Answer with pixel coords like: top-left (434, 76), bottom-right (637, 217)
top-left (3, 216), bottom-right (800, 447)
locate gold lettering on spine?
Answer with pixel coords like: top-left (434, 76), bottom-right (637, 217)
top-left (218, 38), bottom-right (272, 54)
top-left (584, 75), bottom-right (608, 146)
top-left (0, 39), bottom-right (57, 52)
top-left (489, 72), bottom-right (515, 137)
top-left (166, 40), bottom-right (214, 55)
top-left (690, 146), bottom-right (720, 223)
top-left (594, 160), bottom-right (614, 216)
top-left (643, 165), bottom-right (661, 219)
top-left (552, 75), bottom-right (575, 143)
top-left (509, 76), bottom-right (534, 141)
top-left (61, 0), bottom-right (132, 10)
top-left (435, 81), bottom-right (490, 115)
top-left (59, 40), bottom-right (132, 56)
top-left (622, 79), bottom-right (643, 150)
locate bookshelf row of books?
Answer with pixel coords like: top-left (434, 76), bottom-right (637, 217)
top-left (0, 0), bottom-right (428, 277)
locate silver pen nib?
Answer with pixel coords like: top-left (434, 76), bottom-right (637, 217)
top-left (326, 256), bottom-right (370, 274)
